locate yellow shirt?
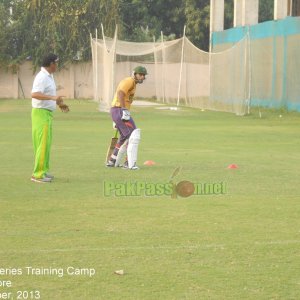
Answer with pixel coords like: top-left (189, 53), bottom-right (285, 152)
top-left (111, 77), bottom-right (136, 110)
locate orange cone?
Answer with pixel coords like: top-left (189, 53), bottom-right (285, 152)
top-left (227, 164), bottom-right (238, 169)
top-left (144, 160), bottom-right (156, 166)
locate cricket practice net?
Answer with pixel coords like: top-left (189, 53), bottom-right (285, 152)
top-left (91, 28), bottom-right (249, 115)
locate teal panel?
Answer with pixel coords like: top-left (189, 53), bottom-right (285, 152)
top-left (211, 17), bottom-right (300, 112)
top-left (212, 17), bottom-right (300, 46)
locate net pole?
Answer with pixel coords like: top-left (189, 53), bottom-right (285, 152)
top-left (90, 33), bottom-right (95, 100)
top-left (101, 23), bottom-right (107, 51)
top-left (100, 23), bottom-right (108, 111)
top-left (208, 37), bottom-right (212, 111)
top-left (161, 31), bottom-right (166, 103)
top-left (111, 25), bottom-right (118, 102)
top-left (95, 28), bottom-right (98, 101)
top-left (246, 26), bottom-right (251, 115)
top-left (153, 35), bottom-right (157, 102)
top-left (177, 26), bottom-right (186, 106)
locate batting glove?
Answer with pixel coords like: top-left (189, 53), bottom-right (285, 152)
top-left (121, 109), bottom-right (130, 121)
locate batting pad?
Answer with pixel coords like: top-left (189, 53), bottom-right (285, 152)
top-left (115, 140), bottom-right (128, 167)
top-left (127, 128), bottom-right (141, 168)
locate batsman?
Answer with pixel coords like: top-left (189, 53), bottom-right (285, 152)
top-left (106, 66), bottom-right (147, 170)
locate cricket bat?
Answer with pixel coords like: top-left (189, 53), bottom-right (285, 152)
top-left (105, 130), bottom-right (118, 163)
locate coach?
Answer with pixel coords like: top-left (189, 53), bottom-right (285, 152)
top-left (31, 53), bottom-right (69, 183)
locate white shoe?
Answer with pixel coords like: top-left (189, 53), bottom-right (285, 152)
top-left (106, 161), bottom-right (115, 167)
top-left (31, 176), bottom-right (52, 183)
top-left (130, 165), bottom-right (140, 170)
top-left (122, 161), bottom-right (139, 170)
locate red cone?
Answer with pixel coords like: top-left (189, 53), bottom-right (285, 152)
top-left (144, 160), bottom-right (156, 166)
top-left (227, 164), bottom-right (238, 169)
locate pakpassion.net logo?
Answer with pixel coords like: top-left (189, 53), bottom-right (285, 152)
top-left (103, 167), bottom-right (226, 198)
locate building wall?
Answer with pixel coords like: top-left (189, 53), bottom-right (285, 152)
top-left (0, 61), bottom-right (157, 100)
top-left (0, 68), bottom-right (18, 98)
top-left (0, 61), bottom-right (94, 99)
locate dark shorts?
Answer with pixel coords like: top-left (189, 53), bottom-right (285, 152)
top-left (110, 107), bottom-right (136, 141)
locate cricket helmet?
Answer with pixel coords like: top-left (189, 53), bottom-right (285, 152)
top-left (133, 66), bottom-right (148, 75)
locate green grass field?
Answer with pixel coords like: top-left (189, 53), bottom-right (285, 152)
top-left (0, 99), bottom-right (299, 300)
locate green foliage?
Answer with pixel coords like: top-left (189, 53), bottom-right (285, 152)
top-left (1, 0), bottom-right (119, 70)
top-left (259, 0), bottom-right (274, 22)
top-left (224, 0), bottom-right (234, 29)
top-left (0, 0), bottom-right (18, 69)
top-left (185, 0), bottom-right (210, 51)
top-left (0, 0), bottom-right (275, 69)
top-left (118, 0), bottom-right (185, 42)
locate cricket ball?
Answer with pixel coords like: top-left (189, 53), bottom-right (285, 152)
top-left (175, 181), bottom-right (195, 198)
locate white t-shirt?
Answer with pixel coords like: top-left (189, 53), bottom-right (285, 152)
top-left (31, 67), bottom-right (57, 111)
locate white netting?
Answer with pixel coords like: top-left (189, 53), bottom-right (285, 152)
top-left (91, 28), bottom-right (249, 115)
top-left (210, 35), bottom-right (250, 115)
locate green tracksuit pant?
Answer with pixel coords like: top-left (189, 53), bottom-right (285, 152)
top-left (32, 108), bottom-right (53, 178)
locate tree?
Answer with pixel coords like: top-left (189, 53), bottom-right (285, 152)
top-left (0, 0), bottom-right (276, 70)
top-left (185, 0), bottom-right (210, 50)
top-left (0, 0), bottom-right (16, 68)
top-left (259, 0), bottom-right (274, 22)
top-left (224, 0), bottom-right (234, 30)
top-left (1, 0), bottom-right (120, 69)
top-left (118, 0), bottom-right (185, 42)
